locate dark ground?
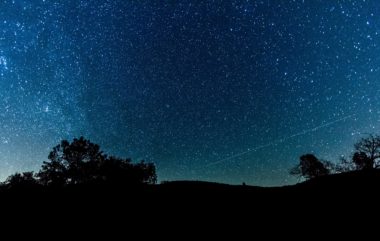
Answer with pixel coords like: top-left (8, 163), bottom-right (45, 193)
top-left (2, 169), bottom-right (379, 207)
top-left (1, 171), bottom-right (379, 232)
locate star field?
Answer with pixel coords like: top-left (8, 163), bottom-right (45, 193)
top-left (0, 0), bottom-right (379, 186)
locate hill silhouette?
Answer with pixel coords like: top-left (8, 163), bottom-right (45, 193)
top-left (2, 169), bottom-right (379, 198)
top-left (156, 169), bottom-right (380, 195)
top-left (1, 169), bottom-right (379, 225)
top-left (1, 135), bottom-right (380, 216)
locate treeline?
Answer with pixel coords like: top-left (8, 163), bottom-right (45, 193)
top-left (290, 134), bottom-right (380, 180)
top-left (2, 134), bottom-right (380, 190)
top-left (1, 137), bottom-right (157, 190)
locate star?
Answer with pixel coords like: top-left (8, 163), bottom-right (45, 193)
top-left (0, 0), bottom-right (378, 187)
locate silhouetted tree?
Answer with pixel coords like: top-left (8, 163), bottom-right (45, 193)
top-left (37, 137), bottom-right (104, 186)
top-left (352, 152), bottom-right (373, 170)
top-left (321, 160), bottom-right (336, 173)
top-left (352, 135), bottom-right (380, 169)
top-left (97, 157), bottom-right (157, 185)
top-left (38, 157), bottom-right (67, 187)
top-left (133, 160), bottom-right (157, 184)
top-left (335, 156), bottom-right (355, 173)
top-left (37, 137), bottom-right (157, 187)
top-left (290, 154), bottom-right (330, 179)
top-left (5, 172), bottom-right (39, 189)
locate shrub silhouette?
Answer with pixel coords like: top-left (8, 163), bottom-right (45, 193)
top-left (5, 172), bottom-right (39, 189)
top-left (290, 154), bottom-right (330, 179)
top-left (97, 157), bottom-right (157, 185)
top-left (37, 137), bottom-right (156, 187)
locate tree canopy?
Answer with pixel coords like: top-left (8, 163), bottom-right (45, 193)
top-left (290, 154), bottom-right (330, 179)
top-left (352, 135), bottom-right (380, 170)
top-left (0, 137), bottom-right (158, 189)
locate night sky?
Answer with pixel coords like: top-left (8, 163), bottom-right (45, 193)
top-left (0, 0), bottom-right (379, 186)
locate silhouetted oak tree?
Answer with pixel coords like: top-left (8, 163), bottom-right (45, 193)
top-left (290, 154), bottom-right (330, 179)
top-left (37, 137), bottom-right (156, 187)
top-left (352, 135), bottom-right (380, 170)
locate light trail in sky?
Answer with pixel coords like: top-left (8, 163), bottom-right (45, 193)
top-left (205, 114), bottom-right (355, 167)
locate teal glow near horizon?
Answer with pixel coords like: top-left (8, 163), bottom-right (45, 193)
top-left (0, 0), bottom-right (379, 186)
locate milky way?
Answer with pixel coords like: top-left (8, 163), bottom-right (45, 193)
top-left (0, 1), bottom-right (379, 186)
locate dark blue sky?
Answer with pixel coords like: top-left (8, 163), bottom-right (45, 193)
top-left (0, 0), bottom-right (379, 186)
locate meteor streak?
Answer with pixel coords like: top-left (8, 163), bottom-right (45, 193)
top-left (205, 114), bottom-right (355, 167)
